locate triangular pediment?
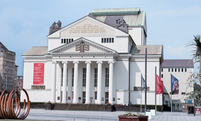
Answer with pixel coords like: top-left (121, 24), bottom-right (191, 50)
top-left (48, 16), bottom-right (128, 38)
top-left (49, 38), bottom-right (117, 55)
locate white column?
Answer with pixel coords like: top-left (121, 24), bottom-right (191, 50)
top-left (62, 61), bottom-right (68, 103)
top-left (73, 61), bottom-right (79, 104)
top-left (51, 61), bottom-right (57, 103)
top-left (109, 61), bottom-right (114, 104)
top-left (85, 61), bottom-right (91, 104)
top-left (97, 61), bottom-right (102, 104)
top-left (67, 66), bottom-right (72, 103)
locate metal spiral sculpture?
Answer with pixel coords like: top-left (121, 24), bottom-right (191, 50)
top-left (0, 88), bottom-right (30, 119)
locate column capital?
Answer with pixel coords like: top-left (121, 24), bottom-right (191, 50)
top-left (73, 61), bottom-right (79, 64)
top-left (52, 61), bottom-right (57, 64)
top-left (62, 61), bottom-right (68, 64)
top-left (97, 61), bottom-right (102, 64)
top-left (85, 61), bottom-right (91, 64)
top-left (108, 60), bottom-right (116, 64)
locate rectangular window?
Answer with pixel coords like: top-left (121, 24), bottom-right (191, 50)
top-left (95, 91), bottom-right (97, 100)
top-left (181, 68), bottom-right (183, 72)
top-left (105, 68), bottom-right (109, 87)
top-left (83, 68), bottom-right (86, 87)
top-left (161, 74), bottom-right (163, 78)
top-left (94, 68), bottom-right (98, 87)
top-left (178, 68), bottom-right (180, 72)
top-left (72, 68), bottom-right (74, 87)
top-left (175, 68), bottom-right (177, 72)
top-left (61, 38), bottom-right (73, 44)
top-left (172, 68), bottom-right (173, 72)
top-left (168, 68), bottom-right (170, 72)
top-left (185, 68), bottom-right (187, 72)
top-left (161, 68), bottom-right (163, 72)
top-left (181, 92), bottom-right (186, 95)
top-left (101, 38), bottom-right (114, 43)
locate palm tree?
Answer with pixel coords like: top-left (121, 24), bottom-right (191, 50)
top-left (193, 35), bottom-right (201, 83)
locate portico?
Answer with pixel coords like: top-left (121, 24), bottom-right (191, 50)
top-left (51, 59), bottom-right (115, 104)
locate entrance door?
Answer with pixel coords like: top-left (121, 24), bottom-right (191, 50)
top-left (82, 91), bottom-right (86, 104)
top-left (105, 92), bottom-right (109, 104)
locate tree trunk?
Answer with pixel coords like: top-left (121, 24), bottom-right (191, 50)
top-left (200, 55), bottom-right (201, 85)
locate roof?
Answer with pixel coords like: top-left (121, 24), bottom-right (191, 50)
top-left (23, 46), bottom-right (48, 56)
top-left (89, 8), bottom-right (147, 34)
top-left (161, 59), bottom-right (194, 68)
top-left (132, 45), bottom-right (163, 55)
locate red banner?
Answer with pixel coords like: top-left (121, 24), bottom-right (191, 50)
top-left (33, 63), bottom-right (44, 85)
top-left (156, 74), bottom-right (164, 94)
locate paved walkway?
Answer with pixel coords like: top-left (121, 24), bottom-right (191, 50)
top-left (150, 112), bottom-right (201, 121)
top-left (25, 109), bottom-right (201, 121)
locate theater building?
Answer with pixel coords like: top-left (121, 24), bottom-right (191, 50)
top-left (22, 8), bottom-right (163, 106)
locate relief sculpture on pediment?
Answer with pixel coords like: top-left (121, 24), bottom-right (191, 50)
top-left (76, 41), bottom-right (89, 52)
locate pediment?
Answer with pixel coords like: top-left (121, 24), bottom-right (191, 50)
top-left (49, 38), bottom-right (117, 55)
top-left (48, 16), bottom-right (128, 38)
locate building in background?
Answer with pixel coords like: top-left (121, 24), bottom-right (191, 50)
top-left (161, 59), bottom-right (194, 111)
top-left (22, 8), bottom-right (163, 107)
top-left (17, 75), bottom-right (23, 91)
top-left (0, 42), bottom-right (17, 92)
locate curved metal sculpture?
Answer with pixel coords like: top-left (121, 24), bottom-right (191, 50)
top-left (0, 88), bottom-right (30, 119)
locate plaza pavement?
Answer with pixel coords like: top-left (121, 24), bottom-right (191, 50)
top-left (26, 109), bottom-right (201, 121)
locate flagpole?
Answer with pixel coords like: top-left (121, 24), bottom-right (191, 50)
top-left (171, 74), bottom-right (172, 112)
top-left (145, 48), bottom-right (147, 114)
top-left (141, 89), bottom-right (142, 112)
top-left (155, 66), bottom-right (157, 114)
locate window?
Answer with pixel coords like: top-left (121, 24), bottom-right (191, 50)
top-left (172, 68), bottom-right (173, 72)
top-left (175, 68), bottom-right (177, 72)
top-left (178, 68), bottom-right (180, 72)
top-left (181, 68), bottom-right (183, 72)
top-left (181, 92), bottom-right (186, 95)
top-left (161, 74), bottom-right (163, 78)
top-left (185, 68), bottom-right (187, 72)
top-left (83, 68), bottom-right (86, 87)
top-left (105, 68), bottom-right (109, 87)
top-left (134, 87), bottom-right (150, 91)
top-left (101, 38), bottom-right (114, 43)
top-left (94, 68), bottom-right (98, 87)
top-left (72, 68), bottom-right (74, 87)
top-left (95, 91), bottom-right (97, 100)
top-left (161, 68), bottom-right (163, 72)
top-left (61, 38), bottom-right (73, 44)
top-left (18, 83), bottom-right (21, 86)
top-left (168, 68), bottom-right (170, 72)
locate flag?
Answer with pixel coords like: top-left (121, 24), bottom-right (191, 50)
top-left (171, 74), bottom-right (179, 94)
top-left (141, 75), bottom-right (145, 91)
top-left (156, 74), bottom-right (164, 94)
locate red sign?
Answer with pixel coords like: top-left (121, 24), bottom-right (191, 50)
top-left (33, 63), bottom-right (44, 85)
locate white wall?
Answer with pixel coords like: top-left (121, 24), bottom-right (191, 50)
top-left (22, 59), bottom-right (52, 102)
top-left (128, 27), bottom-right (146, 45)
top-left (130, 57), bottom-right (162, 105)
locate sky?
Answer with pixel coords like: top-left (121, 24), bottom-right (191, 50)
top-left (0, 0), bottom-right (201, 75)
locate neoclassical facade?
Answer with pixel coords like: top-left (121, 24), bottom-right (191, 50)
top-left (22, 8), bottom-right (163, 105)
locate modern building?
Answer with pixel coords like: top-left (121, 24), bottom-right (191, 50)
top-left (161, 59), bottom-right (194, 111)
top-left (0, 42), bottom-right (17, 92)
top-left (22, 8), bottom-right (163, 106)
